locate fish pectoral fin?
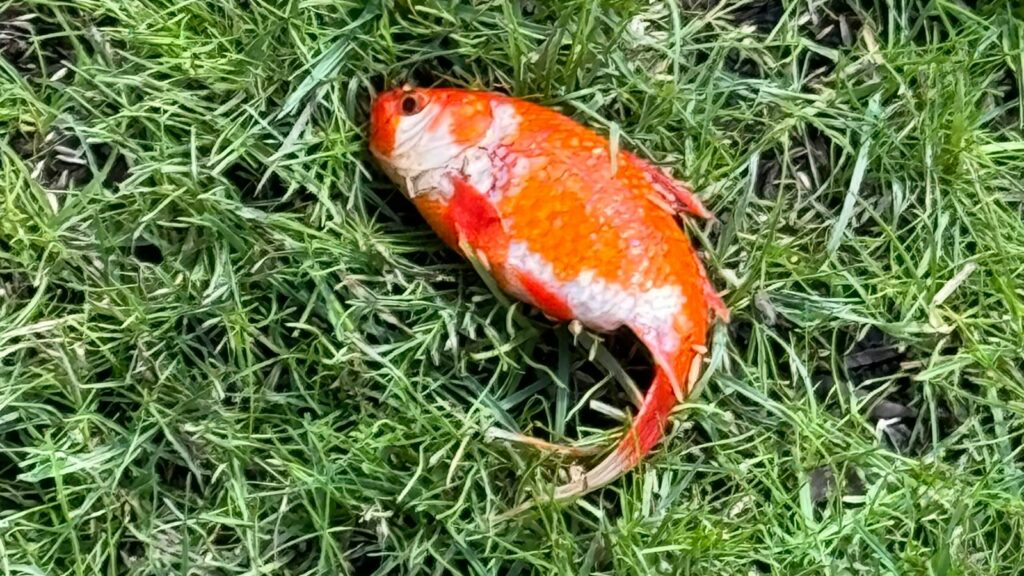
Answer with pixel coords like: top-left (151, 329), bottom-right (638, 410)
top-left (628, 152), bottom-right (714, 221)
top-left (445, 174), bottom-right (508, 265)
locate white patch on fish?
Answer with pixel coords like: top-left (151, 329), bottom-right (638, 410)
top-left (505, 241), bottom-right (684, 352)
top-left (388, 100), bottom-right (522, 201)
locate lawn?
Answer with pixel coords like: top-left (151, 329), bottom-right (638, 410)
top-left (2, 0), bottom-right (1023, 574)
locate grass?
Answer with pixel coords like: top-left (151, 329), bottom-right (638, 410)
top-left (1, 0), bottom-right (1023, 573)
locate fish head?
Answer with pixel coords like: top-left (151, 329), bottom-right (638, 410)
top-left (369, 85), bottom-right (495, 196)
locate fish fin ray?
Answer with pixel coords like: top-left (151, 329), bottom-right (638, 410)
top-left (694, 258), bottom-right (730, 322)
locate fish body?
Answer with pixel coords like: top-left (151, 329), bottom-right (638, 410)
top-left (369, 86), bottom-right (727, 503)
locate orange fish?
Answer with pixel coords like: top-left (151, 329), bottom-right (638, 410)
top-left (368, 85), bottom-right (728, 508)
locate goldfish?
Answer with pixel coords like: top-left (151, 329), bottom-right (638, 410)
top-left (368, 85), bottom-right (728, 510)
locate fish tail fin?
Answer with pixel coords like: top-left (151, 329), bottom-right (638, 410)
top-left (546, 344), bottom-right (701, 502)
top-left (496, 314), bottom-right (717, 521)
top-left (496, 359), bottom-right (690, 522)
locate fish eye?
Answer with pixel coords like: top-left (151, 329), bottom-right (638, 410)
top-left (400, 94), bottom-right (424, 116)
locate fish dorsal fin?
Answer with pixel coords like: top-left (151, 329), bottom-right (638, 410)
top-left (627, 153), bottom-right (713, 221)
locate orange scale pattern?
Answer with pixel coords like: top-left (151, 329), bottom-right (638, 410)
top-left (493, 102), bottom-right (704, 296)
